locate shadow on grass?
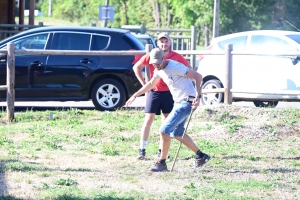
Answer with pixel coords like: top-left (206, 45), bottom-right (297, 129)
top-left (223, 155), bottom-right (300, 161)
top-left (0, 106), bottom-right (144, 112)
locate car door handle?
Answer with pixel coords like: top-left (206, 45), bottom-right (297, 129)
top-left (80, 58), bottom-right (92, 64)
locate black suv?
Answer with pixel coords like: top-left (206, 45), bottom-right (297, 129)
top-left (0, 26), bottom-right (145, 111)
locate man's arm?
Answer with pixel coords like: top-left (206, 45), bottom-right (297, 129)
top-left (186, 63), bottom-right (192, 69)
top-left (125, 77), bottom-right (159, 106)
top-left (186, 69), bottom-right (203, 98)
top-left (133, 59), bottom-right (147, 85)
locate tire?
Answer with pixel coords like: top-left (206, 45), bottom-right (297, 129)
top-left (91, 79), bottom-right (126, 111)
top-left (201, 79), bottom-right (224, 106)
top-left (253, 100), bottom-right (278, 108)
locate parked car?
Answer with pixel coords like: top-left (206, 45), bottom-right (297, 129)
top-left (197, 30), bottom-right (300, 107)
top-left (0, 26), bottom-right (145, 111)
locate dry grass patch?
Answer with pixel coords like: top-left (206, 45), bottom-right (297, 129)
top-left (0, 105), bottom-right (300, 199)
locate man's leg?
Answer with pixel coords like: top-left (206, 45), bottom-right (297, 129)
top-left (174, 134), bottom-right (198, 153)
top-left (150, 132), bottom-right (170, 172)
top-left (174, 134), bottom-right (210, 168)
top-left (157, 91), bottom-right (173, 157)
top-left (157, 113), bottom-right (169, 157)
top-left (137, 113), bottom-right (155, 159)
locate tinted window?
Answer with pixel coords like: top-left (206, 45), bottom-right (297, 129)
top-left (123, 33), bottom-right (145, 50)
top-left (52, 33), bottom-right (91, 50)
top-left (1, 33), bottom-right (48, 50)
top-left (249, 35), bottom-right (295, 52)
top-left (137, 38), bottom-right (154, 47)
top-left (91, 34), bottom-right (110, 50)
top-left (218, 36), bottom-right (247, 50)
top-left (286, 34), bottom-right (300, 45)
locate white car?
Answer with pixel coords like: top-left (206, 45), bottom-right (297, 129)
top-left (197, 30), bottom-right (300, 107)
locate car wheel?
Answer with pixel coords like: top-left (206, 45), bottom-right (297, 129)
top-left (253, 101), bottom-right (278, 108)
top-left (91, 79), bottom-right (126, 111)
top-left (201, 79), bottom-right (224, 106)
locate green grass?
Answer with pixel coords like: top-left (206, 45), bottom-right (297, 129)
top-left (0, 105), bottom-right (300, 199)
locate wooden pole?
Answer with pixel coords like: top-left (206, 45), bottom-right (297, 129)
top-left (224, 44), bottom-right (232, 104)
top-left (213, 0), bottom-right (220, 38)
top-left (19, 0), bottom-right (25, 30)
top-left (7, 43), bottom-right (15, 121)
top-left (29, 0), bottom-right (35, 25)
top-left (144, 44), bottom-right (153, 100)
top-left (144, 44), bottom-right (153, 82)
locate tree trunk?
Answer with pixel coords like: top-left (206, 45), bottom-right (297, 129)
top-left (151, 0), bottom-right (161, 28)
top-left (122, 0), bottom-right (129, 25)
top-left (166, 4), bottom-right (173, 28)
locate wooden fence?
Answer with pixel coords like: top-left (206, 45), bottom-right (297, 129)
top-left (2, 43), bottom-right (300, 121)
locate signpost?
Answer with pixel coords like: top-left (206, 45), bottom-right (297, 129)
top-left (99, 6), bottom-right (114, 27)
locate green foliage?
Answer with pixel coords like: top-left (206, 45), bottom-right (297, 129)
top-left (55, 178), bottom-right (78, 186)
top-left (36, 0), bottom-right (300, 43)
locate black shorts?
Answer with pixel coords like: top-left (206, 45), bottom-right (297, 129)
top-left (145, 90), bottom-right (174, 115)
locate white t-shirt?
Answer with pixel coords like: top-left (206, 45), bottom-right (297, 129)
top-left (153, 60), bottom-right (196, 102)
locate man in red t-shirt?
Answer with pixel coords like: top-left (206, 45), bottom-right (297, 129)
top-left (133, 32), bottom-right (192, 159)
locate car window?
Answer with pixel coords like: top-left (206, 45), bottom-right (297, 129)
top-left (51, 32), bottom-right (91, 50)
top-left (123, 33), bottom-right (145, 50)
top-left (91, 34), bottom-right (110, 50)
top-left (1, 33), bottom-right (49, 50)
top-left (218, 36), bottom-right (247, 51)
top-left (137, 38), bottom-right (155, 47)
top-left (286, 34), bottom-right (300, 45)
top-left (249, 35), bottom-right (295, 52)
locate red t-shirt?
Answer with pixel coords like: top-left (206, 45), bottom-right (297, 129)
top-left (139, 50), bottom-right (189, 91)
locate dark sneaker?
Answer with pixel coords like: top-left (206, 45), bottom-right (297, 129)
top-left (150, 160), bottom-right (168, 172)
top-left (194, 153), bottom-right (210, 168)
top-left (137, 149), bottom-right (146, 160)
top-left (156, 150), bottom-right (170, 159)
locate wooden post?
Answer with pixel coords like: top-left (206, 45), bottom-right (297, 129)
top-left (29, 0), bottom-right (35, 25)
top-left (224, 44), bottom-right (232, 104)
top-left (7, 42), bottom-right (15, 121)
top-left (144, 44), bottom-right (153, 82)
top-left (213, 0), bottom-right (220, 38)
top-left (144, 44), bottom-right (153, 100)
top-left (19, 0), bottom-right (25, 30)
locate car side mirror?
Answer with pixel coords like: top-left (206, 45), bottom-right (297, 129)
top-left (287, 55), bottom-right (298, 65)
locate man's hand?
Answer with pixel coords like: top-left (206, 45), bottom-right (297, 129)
top-left (191, 98), bottom-right (200, 110)
top-left (125, 96), bottom-right (136, 107)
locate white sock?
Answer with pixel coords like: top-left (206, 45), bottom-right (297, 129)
top-left (140, 140), bottom-right (147, 149)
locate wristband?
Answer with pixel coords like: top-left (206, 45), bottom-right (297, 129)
top-left (197, 94), bottom-right (202, 98)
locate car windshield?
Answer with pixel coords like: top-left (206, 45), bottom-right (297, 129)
top-left (286, 34), bottom-right (300, 45)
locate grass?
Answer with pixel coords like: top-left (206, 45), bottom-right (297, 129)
top-left (0, 104), bottom-right (300, 199)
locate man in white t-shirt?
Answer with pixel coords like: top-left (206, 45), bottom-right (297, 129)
top-left (126, 48), bottom-right (210, 172)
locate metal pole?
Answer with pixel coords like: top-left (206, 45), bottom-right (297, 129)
top-left (104, 0), bottom-right (109, 27)
top-left (48, 0), bottom-right (52, 17)
top-left (191, 26), bottom-right (197, 70)
top-left (170, 109), bottom-right (195, 172)
top-left (224, 44), bottom-right (232, 104)
top-left (7, 43), bottom-right (15, 121)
